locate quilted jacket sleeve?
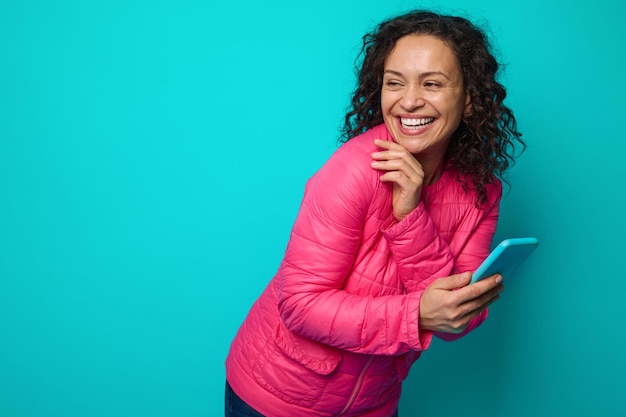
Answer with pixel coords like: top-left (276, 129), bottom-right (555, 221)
top-left (453, 180), bottom-right (503, 275)
top-left (277, 138), bottom-right (440, 356)
top-left (381, 204), bottom-right (455, 293)
top-left (435, 180), bottom-right (503, 342)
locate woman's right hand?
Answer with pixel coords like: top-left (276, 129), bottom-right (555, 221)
top-left (371, 139), bottom-right (424, 222)
top-left (418, 272), bottom-right (503, 334)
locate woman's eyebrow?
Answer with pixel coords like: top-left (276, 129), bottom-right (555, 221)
top-left (383, 69), bottom-right (404, 77)
top-left (383, 69), bottom-right (450, 79)
top-left (420, 71), bottom-right (449, 79)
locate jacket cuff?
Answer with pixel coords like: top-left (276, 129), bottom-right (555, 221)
top-left (407, 291), bottom-right (433, 351)
top-left (381, 202), bottom-right (427, 238)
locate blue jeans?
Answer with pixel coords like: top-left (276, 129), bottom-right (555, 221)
top-left (224, 380), bottom-right (399, 417)
top-left (225, 381), bottom-right (265, 417)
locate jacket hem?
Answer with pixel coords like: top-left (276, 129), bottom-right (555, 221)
top-left (226, 363), bottom-right (401, 417)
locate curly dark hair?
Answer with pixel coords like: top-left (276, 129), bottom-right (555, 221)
top-left (341, 10), bottom-right (525, 206)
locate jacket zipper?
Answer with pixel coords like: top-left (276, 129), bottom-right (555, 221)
top-left (337, 356), bottom-right (375, 416)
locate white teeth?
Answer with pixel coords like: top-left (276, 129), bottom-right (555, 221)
top-left (401, 117), bottom-right (434, 127)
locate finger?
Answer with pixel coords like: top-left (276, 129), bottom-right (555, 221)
top-left (484, 273), bottom-right (503, 286)
top-left (456, 273), bottom-right (502, 301)
top-left (374, 162), bottom-right (421, 182)
top-left (375, 154), bottom-right (422, 180)
top-left (374, 139), bottom-right (419, 160)
top-left (459, 293), bottom-right (501, 324)
top-left (459, 284), bottom-right (502, 317)
top-left (371, 158), bottom-right (408, 171)
top-left (378, 170), bottom-right (408, 184)
top-left (371, 144), bottom-right (419, 161)
top-left (371, 151), bottom-right (415, 164)
top-left (371, 151), bottom-right (422, 175)
top-left (371, 157), bottom-right (424, 183)
top-left (432, 272), bottom-right (472, 291)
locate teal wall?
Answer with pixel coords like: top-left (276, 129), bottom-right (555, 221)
top-left (1, 1), bottom-right (624, 416)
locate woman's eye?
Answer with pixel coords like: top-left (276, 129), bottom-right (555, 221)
top-left (424, 81), bottom-right (443, 88)
top-left (385, 80), bottom-right (402, 87)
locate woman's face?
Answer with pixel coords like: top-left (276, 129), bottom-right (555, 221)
top-left (381, 34), bottom-right (470, 161)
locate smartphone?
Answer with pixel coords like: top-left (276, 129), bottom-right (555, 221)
top-left (470, 237), bottom-right (539, 284)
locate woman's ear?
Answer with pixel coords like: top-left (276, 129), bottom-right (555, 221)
top-left (463, 93), bottom-right (472, 117)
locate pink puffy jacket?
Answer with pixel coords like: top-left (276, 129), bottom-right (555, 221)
top-left (225, 124), bottom-right (502, 417)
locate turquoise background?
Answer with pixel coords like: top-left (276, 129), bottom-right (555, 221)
top-left (1, 0), bottom-right (625, 416)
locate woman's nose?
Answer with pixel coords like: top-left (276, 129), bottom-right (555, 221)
top-left (400, 87), bottom-right (426, 110)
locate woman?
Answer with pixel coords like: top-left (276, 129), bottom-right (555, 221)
top-left (225, 10), bottom-right (524, 417)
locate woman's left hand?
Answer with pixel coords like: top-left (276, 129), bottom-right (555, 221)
top-left (419, 272), bottom-right (503, 334)
top-left (371, 139), bottom-right (424, 221)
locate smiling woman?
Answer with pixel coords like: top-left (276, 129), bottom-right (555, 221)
top-left (225, 9), bottom-right (525, 417)
top-left (380, 34), bottom-right (471, 185)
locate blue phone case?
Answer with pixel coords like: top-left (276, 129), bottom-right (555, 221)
top-left (470, 237), bottom-right (539, 284)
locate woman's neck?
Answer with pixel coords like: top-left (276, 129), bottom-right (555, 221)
top-left (418, 155), bottom-right (446, 186)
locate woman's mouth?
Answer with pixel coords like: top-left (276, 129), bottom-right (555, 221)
top-left (401, 117), bottom-right (434, 130)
